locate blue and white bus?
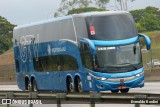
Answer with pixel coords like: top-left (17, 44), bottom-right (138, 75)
top-left (13, 11), bottom-right (151, 93)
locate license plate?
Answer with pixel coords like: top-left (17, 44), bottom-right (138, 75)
top-left (118, 86), bottom-right (126, 90)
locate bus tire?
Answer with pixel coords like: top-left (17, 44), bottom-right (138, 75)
top-left (111, 89), bottom-right (119, 93)
top-left (77, 78), bottom-right (83, 92)
top-left (120, 88), bottom-right (129, 93)
top-left (25, 78), bottom-right (29, 91)
top-left (27, 82), bottom-right (32, 91)
top-left (26, 79), bottom-right (32, 91)
top-left (32, 79), bottom-right (38, 91)
top-left (67, 77), bottom-right (74, 92)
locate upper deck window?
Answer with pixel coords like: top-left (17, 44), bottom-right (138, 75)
top-left (85, 13), bottom-right (138, 40)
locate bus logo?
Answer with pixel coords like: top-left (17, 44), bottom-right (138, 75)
top-left (47, 45), bottom-right (51, 55)
top-left (19, 34), bottom-right (39, 62)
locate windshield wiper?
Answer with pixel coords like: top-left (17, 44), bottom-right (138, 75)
top-left (117, 63), bottom-right (138, 70)
top-left (94, 65), bottom-right (121, 71)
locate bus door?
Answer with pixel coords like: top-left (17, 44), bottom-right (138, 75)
top-left (79, 41), bottom-right (94, 90)
top-left (80, 42), bottom-right (94, 70)
top-left (79, 39), bottom-right (97, 90)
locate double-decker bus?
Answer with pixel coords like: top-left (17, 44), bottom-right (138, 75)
top-left (13, 11), bottom-right (151, 93)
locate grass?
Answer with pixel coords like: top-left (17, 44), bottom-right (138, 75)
top-left (141, 31), bottom-right (160, 49)
top-left (140, 31), bottom-right (160, 67)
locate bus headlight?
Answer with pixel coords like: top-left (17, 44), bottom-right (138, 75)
top-left (89, 73), bottom-right (107, 81)
top-left (135, 72), bottom-right (144, 77)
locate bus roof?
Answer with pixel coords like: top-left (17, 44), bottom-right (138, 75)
top-left (14, 11), bottom-right (129, 29)
top-left (75, 11), bottom-right (129, 17)
top-left (13, 11), bottom-right (131, 44)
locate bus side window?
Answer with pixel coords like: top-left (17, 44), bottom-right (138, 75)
top-left (48, 55), bottom-right (56, 71)
top-left (15, 60), bottom-right (20, 72)
top-left (33, 57), bottom-right (44, 72)
top-left (63, 55), bottom-right (78, 71)
top-left (57, 55), bottom-right (63, 71)
top-left (80, 43), bottom-right (93, 70)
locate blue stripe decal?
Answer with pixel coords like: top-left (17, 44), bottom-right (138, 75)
top-left (93, 67), bottom-right (144, 78)
top-left (91, 36), bottom-right (139, 46)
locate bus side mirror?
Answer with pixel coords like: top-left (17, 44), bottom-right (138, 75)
top-left (139, 34), bottom-right (151, 50)
top-left (80, 38), bottom-right (96, 55)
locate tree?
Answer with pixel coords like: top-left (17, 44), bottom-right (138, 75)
top-left (116, 0), bottom-right (136, 11)
top-left (130, 6), bottom-right (160, 32)
top-left (94, 0), bottom-right (109, 9)
top-left (54, 0), bottom-right (109, 17)
top-left (67, 7), bottom-right (106, 15)
top-left (0, 16), bottom-right (15, 54)
top-left (139, 14), bottom-right (160, 31)
top-left (135, 23), bottom-right (146, 32)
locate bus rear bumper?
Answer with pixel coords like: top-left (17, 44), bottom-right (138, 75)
top-left (94, 75), bottom-right (144, 91)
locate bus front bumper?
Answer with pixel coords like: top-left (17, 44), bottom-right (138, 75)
top-left (93, 75), bottom-right (144, 91)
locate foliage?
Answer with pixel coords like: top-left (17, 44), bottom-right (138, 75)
top-left (68, 7), bottom-right (106, 15)
top-left (130, 6), bottom-right (160, 32)
top-left (0, 16), bottom-right (15, 54)
top-left (95, 0), bottom-right (110, 9)
top-left (54, 0), bottom-right (109, 17)
top-left (115, 0), bottom-right (136, 11)
top-left (135, 23), bottom-right (146, 31)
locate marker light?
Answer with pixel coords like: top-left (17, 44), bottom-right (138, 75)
top-left (135, 72), bottom-right (144, 77)
top-left (89, 73), bottom-right (107, 81)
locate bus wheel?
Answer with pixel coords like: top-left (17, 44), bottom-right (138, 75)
top-left (77, 78), bottom-right (83, 92)
top-left (111, 89), bottom-right (119, 93)
top-left (25, 78), bottom-right (30, 91)
top-left (32, 79), bottom-right (38, 91)
top-left (120, 88), bottom-right (129, 93)
top-left (27, 82), bottom-right (32, 91)
top-left (67, 78), bottom-right (74, 92)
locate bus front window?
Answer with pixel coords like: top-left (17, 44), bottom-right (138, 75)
top-left (86, 13), bottom-right (138, 41)
top-left (94, 43), bottom-right (142, 73)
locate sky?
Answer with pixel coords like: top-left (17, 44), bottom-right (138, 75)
top-left (0, 0), bottom-right (159, 25)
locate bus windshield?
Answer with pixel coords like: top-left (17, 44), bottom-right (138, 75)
top-left (86, 13), bottom-right (138, 40)
top-left (94, 43), bottom-right (142, 73)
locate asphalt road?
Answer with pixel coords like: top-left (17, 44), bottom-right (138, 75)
top-left (129, 82), bottom-right (160, 94)
top-left (0, 82), bottom-right (159, 107)
top-left (0, 82), bottom-right (159, 93)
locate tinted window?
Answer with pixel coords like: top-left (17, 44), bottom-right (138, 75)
top-left (95, 43), bottom-right (142, 73)
top-left (15, 60), bottom-right (20, 72)
top-left (85, 13), bottom-right (138, 40)
top-left (80, 43), bottom-right (93, 70)
top-left (33, 55), bottom-right (78, 72)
